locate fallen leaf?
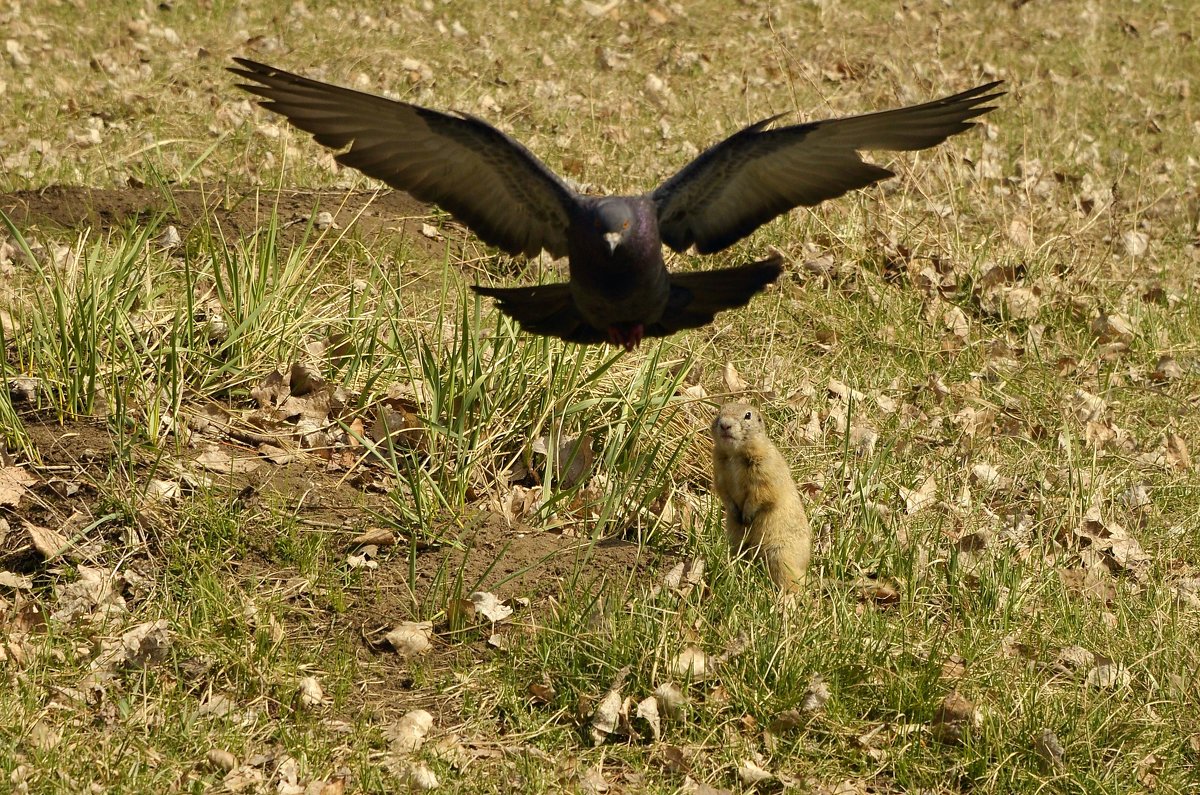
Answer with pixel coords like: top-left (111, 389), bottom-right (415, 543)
top-left (469, 591), bottom-right (513, 623)
top-left (1152, 355), bottom-right (1183, 383)
top-left (668, 646), bottom-right (711, 680)
top-left (653, 682), bottom-right (687, 721)
top-left (577, 764), bottom-right (609, 795)
top-left (930, 691), bottom-right (980, 745)
top-left (94, 619), bottom-right (171, 670)
top-left (407, 762), bottom-right (439, 790)
top-left (0, 467), bottom-right (35, 508)
top-left (722, 362), bottom-right (748, 393)
top-left (527, 677), bottom-right (557, 705)
top-left (532, 431), bottom-right (594, 489)
top-left (660, 745), bottom-right (691, 774)
top-left (737, 759), bottom-right (773, 786)
top-left (632, 695), bottom-right (661, 742)
top-left (387, 709), bottom-right (434, 754)
top-left (1084, 663), bottom-right (1131, 690)
top-left (349, 527), bottom-right (395, 547)
top-left (297, 676), bottom-right (325, 709)
top-left (1033, 728), bottom-right (1065, 771)
top-left (859, 580), bottom-right (901, 606)
top-left (24, 520), bottom-right (69, 559)
top-left (800, 674), bottom-right (832, 713)
top-left (657, 557), bottom-right (705, 597)
top-left (589, 688), bottom-right (624, 745)
top-left (1121, 230), bottom-right (1148, 257)
top-left (194, 447), bottom-right (262, 474)
top-left (1165, 432), bottom-right (1191, 470)
top-left (0, 571), bottom-right (32, 589)
top-left (206, 748), bottom-right (238, 772)
top-left (1090, 311), bottom-right (1134, 345)
top-left (900, 475), bottom-right (937, 515)
top-left (384, 621), bottom-right (433, 657)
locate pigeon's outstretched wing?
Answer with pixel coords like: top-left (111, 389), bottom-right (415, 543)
top-left (470, 283), bottom-right (608, 344)
top-left (653, 255), bottom-right (784, 335)
top-left (472, 254), bottom-right (783, 343)
top-left (230, 58), bottom-right (578, 258)
top-left (652, 82), bottom-right (1004, 255)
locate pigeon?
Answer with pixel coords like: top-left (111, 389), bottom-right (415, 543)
top-left (230, 58), bottom-right (1003, 350)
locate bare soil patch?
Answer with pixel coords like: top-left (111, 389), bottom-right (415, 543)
top-left (0, 185), bottom-right (447, 255)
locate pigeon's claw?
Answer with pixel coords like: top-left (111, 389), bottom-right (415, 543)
top-left (607, 323), bottom-right (644, 352)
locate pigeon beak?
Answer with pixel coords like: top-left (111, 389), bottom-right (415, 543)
top-left (603, 231), bottom-right (623, 253)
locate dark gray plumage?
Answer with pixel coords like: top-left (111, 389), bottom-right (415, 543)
top-left (229, 58), bottom-right (1003, 350)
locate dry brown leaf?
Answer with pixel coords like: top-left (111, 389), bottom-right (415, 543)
top-left (24, 520), bottom-right (69, 559)
top-left (0, 571), bottom-right (32, 590)
top-left (406, 762), bottom-right (439, 791)
top-left (589, 688), bottom-right (624, 745)
top-left (372, 399), bottom-right (425, 451)
top-left (1090, 311), bottom-right (1134, 345)
top-left (736, 759), bottom-right (773, 786)
top-left (722, 362), bottom-right (748, 393)
top-left (1051, 645), bottom-right (1096, 675)
top-left (297, 676), bottom-right (325, 709)
top-left (532, 431), bottom-right (594, 489)
top-left (1085, 663), bottom-right (1131, 690)
top-left (527, 676), bottom-right (557, 705)
top-left (1070, 389), bottom-right (1106, 422)
top-left (930, 691), bottom-right (980, 745)
top-left (206, 748), bottom-right (238, 772)
top-left (1121, 230), bottom-right (1149, 257)
top-left (1165, 432), bottom-right (1191, 470)
top-left (1034, 728), bottom-right (1066, 771)
top-left (0, 466), bottom-right (34, 508)
top-left (1152, 355), bottom-right (1183, 383)
top-left (94, 619), bottom-right (171, 671)
top-left (900, 474), bottom-right (937, 515)
top-left (577, 764), bottom-right (610, 795)
top-left (1002, 286), bottom-right (1041, 319)
top-left (801, 674), bottom-right (832, 712)
top-left (943, 305), bottom-right (969, 338)
top-left (859, 580), bottom-right (901, 607)
top-left (653, 682), bottom-right (686, 721)
top-left (668, 646), bottom-right (711, 680)
top-left (194, 447), bottom-right (262, 474)
top-left (660, 745), bottom-right (691, 774)
top-left (384, 621), bottom-right (433, 657)
top-left (656, 557), bottom-right (705, 597)
top-left (349, 527), bottom-right (395, 547)
top-left (386, 709), bottom-right (434, 754)
top-left (469, 591), bottom-right (513, 623)
top-left (632, 695), bottom-right (661, 742)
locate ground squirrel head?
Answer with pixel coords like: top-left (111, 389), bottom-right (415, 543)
top-left (711, 402), bottom-right (764, 449)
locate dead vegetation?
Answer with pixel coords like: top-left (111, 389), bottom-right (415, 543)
top-left (3, 0), bottom-right (1200, 793)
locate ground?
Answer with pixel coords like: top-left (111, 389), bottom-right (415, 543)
top-left (2, 1), bottom-right (1200, 793)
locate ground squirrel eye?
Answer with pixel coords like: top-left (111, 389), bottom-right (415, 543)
top-left (744, 411), bottom-right (752, 420)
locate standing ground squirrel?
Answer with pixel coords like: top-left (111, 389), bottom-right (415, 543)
top-left (710, 402), bottom-right (812, 593)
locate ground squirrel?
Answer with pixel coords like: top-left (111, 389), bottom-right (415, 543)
top-left (710, 402), bottom-right (812, 592)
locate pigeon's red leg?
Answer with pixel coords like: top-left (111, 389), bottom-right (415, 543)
top-left (607, 324), bottom-right (644, 351)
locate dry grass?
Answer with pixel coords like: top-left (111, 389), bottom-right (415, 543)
top-left (2, 0), bottom-right (1199, 792)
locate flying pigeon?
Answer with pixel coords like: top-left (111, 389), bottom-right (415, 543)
top-left (230, 58), bottom-right (1002, 350)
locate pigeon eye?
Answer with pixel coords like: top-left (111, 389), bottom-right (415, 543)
top-left (622, 220), bottom-right (629, 230)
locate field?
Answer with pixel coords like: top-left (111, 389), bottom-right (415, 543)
top-left (2, 0), bottom-right (1199, 792)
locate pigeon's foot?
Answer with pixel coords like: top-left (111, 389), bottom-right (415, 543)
top-left (607, 323), bottom-right (644, 352)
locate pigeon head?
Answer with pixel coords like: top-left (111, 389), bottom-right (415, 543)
top-left (592, 200), bottom-right (636, 254)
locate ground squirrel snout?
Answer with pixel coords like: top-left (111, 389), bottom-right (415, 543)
top-left (710, 402), bottom-right (812, 593)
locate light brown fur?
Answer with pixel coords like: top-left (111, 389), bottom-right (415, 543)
top-left (711, 402), bottom-right (812, 593)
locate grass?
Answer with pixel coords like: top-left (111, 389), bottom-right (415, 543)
top-left (2, 0), bottom-right (1200, 792)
